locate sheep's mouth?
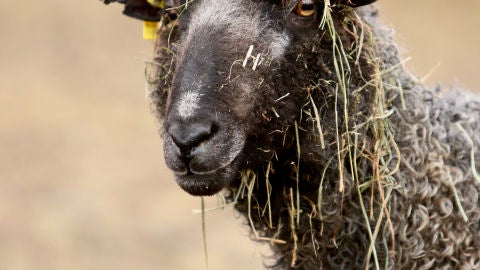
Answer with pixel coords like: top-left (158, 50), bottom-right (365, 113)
top-left (173, 154), bottom-right (242, 196)
top-left (174, 162), bottom-right (239, 196)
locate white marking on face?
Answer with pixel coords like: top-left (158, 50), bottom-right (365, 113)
top-left (177, 90), bottom-right (202, 119)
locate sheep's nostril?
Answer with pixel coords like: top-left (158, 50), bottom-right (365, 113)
top-left (168, 120), bottom-right (216, 155)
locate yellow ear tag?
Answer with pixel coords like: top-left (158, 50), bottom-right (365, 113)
top-left (143, 0), bottom-right (163, 40)
top-left (143, 21), bottom-right (158, 40)
top-left (146, 0), bottom-right (165, 8)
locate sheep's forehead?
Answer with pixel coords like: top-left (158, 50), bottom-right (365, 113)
top-left (188, 0), bottom-right (260, 37)
top-left (186, 0), bottom-right (290, 59)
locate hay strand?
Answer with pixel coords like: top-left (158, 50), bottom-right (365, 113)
top-left (288, 188), bottom-right (299, 268)
top-left (200, 197), bottom-right (210, 270)
top-left (294, 121), bottom-right (301, 226)
top-left (446, 167), bottom-right (469, 222)
top-left (308, 93), bottom-right (326, 149)
top-left (455, 122), bottom-right (480, 184)
top-left (243, 170), bottom-right (286, 244)
top-left (264, 162), bottom-right (274, 228)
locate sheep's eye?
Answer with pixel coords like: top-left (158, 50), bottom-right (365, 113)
top-left (296, 0), bottom-right (317, 17)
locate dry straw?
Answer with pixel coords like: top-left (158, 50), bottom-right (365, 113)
top-left (319, 2), bottom-right (399, 267)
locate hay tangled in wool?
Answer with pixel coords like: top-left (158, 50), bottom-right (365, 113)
top-left (148, 4), bottom-right (480, 269)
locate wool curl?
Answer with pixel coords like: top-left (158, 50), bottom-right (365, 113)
top-left (367, 8), bottom-right (480, 269)
top-left (148, 4), bottom-right (480, 270)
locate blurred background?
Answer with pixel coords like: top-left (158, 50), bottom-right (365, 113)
top-left (0, 0), bottom-right (479, 269)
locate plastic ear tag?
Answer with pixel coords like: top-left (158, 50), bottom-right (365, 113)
top-left (146, 0), bottom-right (164, 8)
top-left (143, 21), bottom-right (158, 40)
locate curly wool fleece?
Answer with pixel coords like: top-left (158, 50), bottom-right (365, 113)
top-left (149, 4), bottom-right (480, 269)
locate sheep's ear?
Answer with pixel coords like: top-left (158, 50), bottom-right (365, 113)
top-left (103, 0), bottom-right (163, 21)
top-left (122, 0), bottom-right (162, 21)
top-left (339, 0), bottom-right (377, 7)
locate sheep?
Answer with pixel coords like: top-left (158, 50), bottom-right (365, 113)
top-left (140, 0), bottom-right (480, 269)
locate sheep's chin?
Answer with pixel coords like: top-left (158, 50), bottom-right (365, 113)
top-left (174, 161), bottom-right (239, 196)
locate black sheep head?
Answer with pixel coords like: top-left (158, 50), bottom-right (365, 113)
top-left (150, 0), bottom-right (378, 196)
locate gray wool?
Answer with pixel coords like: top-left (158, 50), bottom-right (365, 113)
top-left (149, 4), bottom-right (480, 269)
top-left (361, 6), bottom-right (480, 269)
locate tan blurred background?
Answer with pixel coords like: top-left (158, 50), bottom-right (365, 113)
top-left (0, 1), bottom-right (479, 269)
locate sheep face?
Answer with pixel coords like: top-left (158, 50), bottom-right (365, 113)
top-left (157, 0), bottom-right (373, 196)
